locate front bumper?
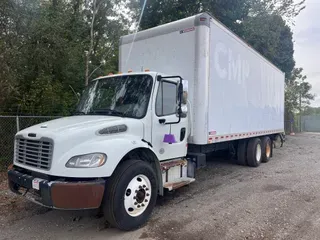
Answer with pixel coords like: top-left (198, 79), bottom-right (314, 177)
top-left (8, 169), bottom-right (105, 210)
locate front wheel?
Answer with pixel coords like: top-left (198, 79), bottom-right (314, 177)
top-left (103, 160), bottom-right (158, 230)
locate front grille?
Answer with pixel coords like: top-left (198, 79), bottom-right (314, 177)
top-left (15, 137), bottom-right (53, 170)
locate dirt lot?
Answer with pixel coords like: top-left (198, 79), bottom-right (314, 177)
top-left (1, 133), bottom-right (320, 240)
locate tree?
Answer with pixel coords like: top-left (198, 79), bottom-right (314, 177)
top-left (241, 13), bottom-right (295, 77)
top-left (302, 106), bottom-right (320, 116)
top-left (83, 0), bottom-right (130, 84)
top-left (0, 0), bottom-right (132, 115)
top-left (133, 0), bottom-right (299, 77)
top-left (0, 0), bottom-right (43, 112)
top-left (135, 0), bottom-right (251, 34)
top-left (285, 68), bottom-right (314, 123)
top-left (248, 0), bottom-right (306, 23)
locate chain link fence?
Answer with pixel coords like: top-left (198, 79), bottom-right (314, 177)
top-left (0, 116), bottom-right (62, 170)
top-left (301, 115), bottom-right (320, 132)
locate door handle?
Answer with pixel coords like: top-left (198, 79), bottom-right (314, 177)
top-left (159, 119), bottom-right (166, 124)
top-left (180, 128), bottom-right (186, 141)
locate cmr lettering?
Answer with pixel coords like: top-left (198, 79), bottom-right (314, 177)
top-left (214, 42), bottom-right (250, 84)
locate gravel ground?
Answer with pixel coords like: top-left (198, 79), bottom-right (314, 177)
top-left (1, 133), bottom-right (320, 240)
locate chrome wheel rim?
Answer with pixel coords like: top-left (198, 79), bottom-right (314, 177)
top-left (256, 143), bottom-right (262, 162)
top-left (124, 174), bottom-right (151, 217)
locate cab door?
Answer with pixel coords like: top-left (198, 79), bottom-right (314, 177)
top-left (151, 76), bottom-right (188, 161)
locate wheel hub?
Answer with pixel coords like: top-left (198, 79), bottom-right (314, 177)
top-left (266, 142), bottom-right (271, 158)
top-left (136, 189), bottom-right (146, 203)
top-left (124, 174), bottom-right (151, 217)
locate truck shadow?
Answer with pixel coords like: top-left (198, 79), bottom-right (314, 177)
top-left (157, 150), bottom-right (240, 206)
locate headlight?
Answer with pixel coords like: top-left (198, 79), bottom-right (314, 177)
top-left (66, 153), bottom-right (107, 168)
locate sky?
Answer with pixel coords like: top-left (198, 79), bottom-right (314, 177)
top-left (294, 0), bottom-right (320, 106)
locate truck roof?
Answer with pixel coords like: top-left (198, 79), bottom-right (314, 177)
top-left (120, 13), bottom-right (208, 45)
top-left (92, 71), bottom-right (158, 82)
top-left (120, 12), bottom-right (285, 76)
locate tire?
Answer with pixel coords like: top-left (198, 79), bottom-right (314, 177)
top-left (103, 160), bottom-right (158, 231)
top-left (261, 137), bottom-right (272, 163)
top-left (247, 138), bottom-right (262, 167)
top-left (236, 140), bottom-right (247, 166)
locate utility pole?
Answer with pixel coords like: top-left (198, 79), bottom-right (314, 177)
top-left (85, 0), bottom-right (99, 87)
top-left (299, 89), bottom-right (302, 132)
top-left (85, 51), bottom-right (89, 86)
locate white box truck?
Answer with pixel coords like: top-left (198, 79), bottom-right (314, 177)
top-left (8, 13), bottom-right (285, 230)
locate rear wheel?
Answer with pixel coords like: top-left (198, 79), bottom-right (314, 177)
top-left (261, 137), bottom-right (272, 163)
top-left (103, 160), bottom-right (158, 231)
top-left (236, 140), bottom-right (247, 166)
top-left (247, 138), bottom-right (262, 167)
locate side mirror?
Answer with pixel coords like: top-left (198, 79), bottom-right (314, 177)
top-left (157, 75), bottom-right (184, 124)
top-left (181, 80), bottom-right (188, 116)
top-left (182, 91), bottom-right (188, 105)
top-left (178, 82), bottom-right (183, 116)
top-left (181, 91), bottom-right (188, 116)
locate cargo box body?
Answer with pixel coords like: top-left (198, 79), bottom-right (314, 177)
top-left (120, 13), bottom-right (285, 145)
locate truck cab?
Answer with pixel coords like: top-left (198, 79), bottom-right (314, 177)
top-left (8, 72), bottom-right (193, 230)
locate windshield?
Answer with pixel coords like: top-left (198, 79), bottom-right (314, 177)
top-left (76, 74), bottom-right (153, 119)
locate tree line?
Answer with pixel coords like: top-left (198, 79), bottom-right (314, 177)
top-left (0, 0), bottom-right (313, 120)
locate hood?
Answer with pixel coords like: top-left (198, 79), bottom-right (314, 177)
top-left (14, 115), bottom-right (146, 176)
top-left (27, 115), bottom-right (120, 134)
top-left (17, 115), bottom-right (144, 141)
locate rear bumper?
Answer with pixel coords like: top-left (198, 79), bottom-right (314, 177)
top-left (8, 169), bottom-right (105, 210)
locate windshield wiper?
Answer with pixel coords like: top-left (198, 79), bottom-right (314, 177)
top-left (90, 109), bottom-right (125, 117)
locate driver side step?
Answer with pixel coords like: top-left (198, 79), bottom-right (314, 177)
top-left (164, 177), bottom-right (195, 191)
top-left (160, 158), bottom-right (196, 191)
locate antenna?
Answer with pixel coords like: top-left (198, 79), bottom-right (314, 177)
top-left (124, 0), bottom-right (147, 70)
